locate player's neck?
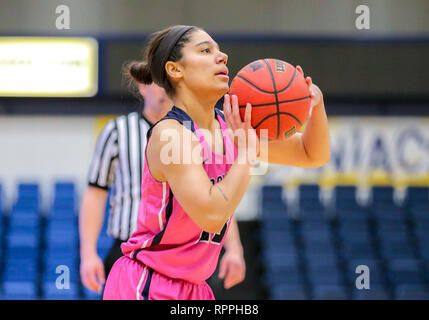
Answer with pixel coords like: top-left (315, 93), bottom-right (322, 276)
top-left (173, 90), bottom-right (218, 130)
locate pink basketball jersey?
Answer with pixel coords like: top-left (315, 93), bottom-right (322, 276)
top-left (121, 106), bottom-right (238, 284)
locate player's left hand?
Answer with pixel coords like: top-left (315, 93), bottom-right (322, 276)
top-left (218, 249), bottom-right (246, 289)
top-left (296, 65), bottom-right (323, 112)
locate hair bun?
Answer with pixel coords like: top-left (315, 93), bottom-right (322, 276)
top-left (129, 61), bottom-right (152, 84)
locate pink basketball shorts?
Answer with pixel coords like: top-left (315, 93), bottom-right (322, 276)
top-left (103, 256), bottom-right (215, 300)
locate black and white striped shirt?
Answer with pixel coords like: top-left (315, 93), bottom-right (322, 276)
top-left (87, 112), bottom-right (152, 241)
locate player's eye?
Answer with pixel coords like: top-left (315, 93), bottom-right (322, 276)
top-left (201, 48), bottom-right (211, 53)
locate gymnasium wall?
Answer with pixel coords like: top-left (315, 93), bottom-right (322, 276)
top-left (105, 41), bottom-right (429, 98)
top-left (1, 0), bottom-right (428, 35)
top-left (0, 116), bottom-right (96, 211)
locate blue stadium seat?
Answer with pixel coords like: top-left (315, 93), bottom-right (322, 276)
top-left (387, 259), bottom-right (426, 286)
top-left (377, 219), bottom-right (409, 233)
top-left (305, 252), bottom-right (338, 269)
top-left (2, 281), bottom-right (37, 300)
top-left (307, 266), bottom-right (343, 286)
top-left (44, 246), bottom-right (77, 259)
top-left (42, 281), bottom-right (79, 300)
top-left (17, 183), bottom-right (39, 196)
top-left (54, 182), bottom-right (76, 195)
top-left (376, 221), bottom-right (412, 243)
top-left (339, 229), bottom-right (371, 243)
top-left (46, 222), bottom-right (79, 241)
top-left (14, 183), bottom-right (40, 212)
top-left (371, 206), bottom-right (406, 222)
top-left (334, 186), bottom-right (358, 206)
top-left (261, 186), bottom-right (283, 206)
top-left (52, 183), bottom-right (76, 211)
top-left (404, 186), bottom-right (429, 210)
top-left (301, 220), bottom-right (331, 235)
top-left (418, 238), bottom-right (429, 260)
top-left (45, 239), bottom-right (77, 252)
top-left (265, 264), bottom-right (302, 286)
top-left (260, 218), bottom-right (292, 232)
top-left (48, 208), bottom-right (76, 221)
top-left (261, 231), bottom-right (295, 252)
top-left (83, 287), bottom-right (102, 300)
top-left (394, 284), bottom-right (429, 300)
top-left (46, 218), bottom-right (77, 231)
top-left (379, 239), bottom-right (416, 259)
top-left (334, 186), bottom-right (368, 218)
top-left (409, 207), bottom-right (429, 223)
top-left (336, 207), bottom-right (369, 222)
top-left (300, 208), bottom-right (326, 222)
top-left (342, 239), bottom-right (377, 260)
top-left (298, 184), bottom-right (324, 212)
top-left (312, 285), bottom-right (348, 300)
top-left (6, 231), bottom-right (39, 250)
top-left (97, 235), bottom-right (116, 256)
top-left (304, 239), bottom-right (336, 256)
top-left (371, 186), bottom-right (396, 207)
top-left (262, 230), bottom-right (294, 243)
top-left (339, 219), bottom-right (370, 235)
top-left (8, 216), bottom-right (40, 231)
top-left (3, 259), bottom-right (38, 282)
top-left (9, 208), bottom-right (40, 222)
top-left (270, 284), bottom-right (307, 300)
top-left (5, 246), bottom-right (38, 261)
top-left (413, 220), bottom-right (429, 249)
top-left (263, 250), bottom-right (299, 283)
top-left (352, 287), bottom-right (389, 300)
top-left (302, 227), bottom-right (332, 243)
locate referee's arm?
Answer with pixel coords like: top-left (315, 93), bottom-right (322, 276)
top-left (79, 186), bottom-right (108, 292)
top-left (79, 120), bottom-right (118, 292)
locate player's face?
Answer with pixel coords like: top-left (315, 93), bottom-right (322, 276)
top-left (176, 30), bottom-right (229, 99)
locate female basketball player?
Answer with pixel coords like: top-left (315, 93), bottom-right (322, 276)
top-left (103, 25), bottom-right (330, 300)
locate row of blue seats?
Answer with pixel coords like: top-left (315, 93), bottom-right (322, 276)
top-left (4, 183), bottom-right (429, 216)
top-left (0, 182), bottom-right (113, 299)
top-left (263, 183), bottom-right (429, 204)
top-left (271, 283), bottom-right (429, 300)
top-left (0, 182), bottom-right (77, 214)
top-left (260, 185), bottom-right (429, 299)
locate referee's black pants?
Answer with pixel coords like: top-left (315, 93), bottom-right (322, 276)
top-left (103, 238), bottom-right (124, 279)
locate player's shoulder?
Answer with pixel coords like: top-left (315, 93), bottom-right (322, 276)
top-left (151, 118), bottom-right (183, 135)
top-left (149, 118), bottom-right (200, 150)
top-left (149, 119), bottom-right (186, 145)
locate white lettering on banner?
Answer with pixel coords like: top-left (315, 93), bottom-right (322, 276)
top-left (268, 117), bottom-right (429, 180)
top-left (326, 117), bottom-right (429, 175)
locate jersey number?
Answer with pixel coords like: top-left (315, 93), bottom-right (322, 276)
top-left (197, 218), bottom-right (230, 245)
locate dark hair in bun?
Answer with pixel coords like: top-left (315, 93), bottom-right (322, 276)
top-left (123, 25), bottom-right (199, 98)
top-left (128, 61), bottom-right (152, 84)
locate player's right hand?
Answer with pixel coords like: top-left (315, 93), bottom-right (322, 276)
top-left (80, 254), bottom-right (106, 293)
top-left (223, 94), bottom-right (260, 163)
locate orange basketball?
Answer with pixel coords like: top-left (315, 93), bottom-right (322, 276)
top-left (229, 58), bottom-right (311, 141)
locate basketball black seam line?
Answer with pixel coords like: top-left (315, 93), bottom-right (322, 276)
top-left (238, 95), bottom-right (311, 108)
top-left (236, 75), bottom-right (275, 94)
top-left (253, 112), bottom-right (303, 130)
top-left (263, 59), bottom-right (280, 140)
top-left (277, 67), bottom-right (297, 94)
top-left (235, 67), bottom-right (297, 94)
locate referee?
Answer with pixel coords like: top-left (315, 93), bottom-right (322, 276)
top-left (79, 83), bottom-right (246, 294)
